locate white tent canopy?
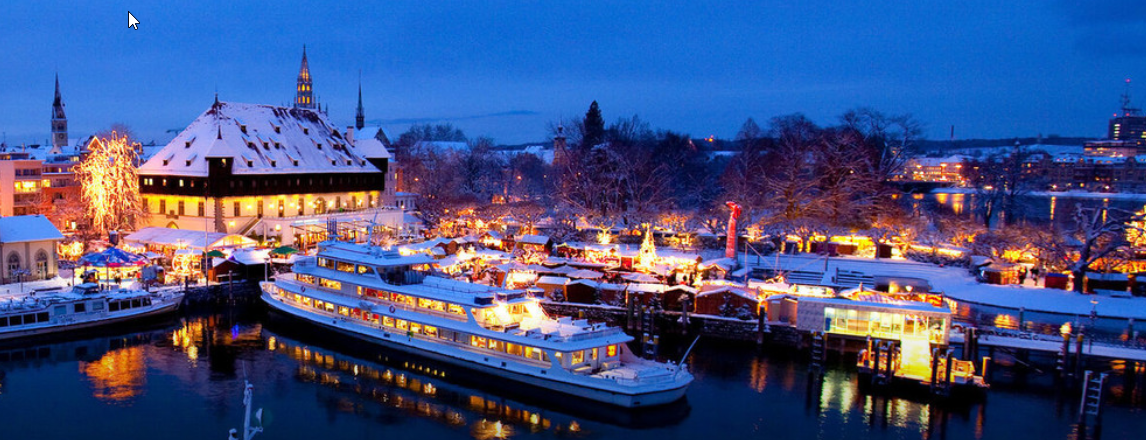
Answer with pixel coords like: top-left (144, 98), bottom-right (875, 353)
top-left (125, 227), bottom-right (257, 251)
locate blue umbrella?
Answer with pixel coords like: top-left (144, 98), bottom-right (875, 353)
top-left (78, 247), bottom-right (149, 268)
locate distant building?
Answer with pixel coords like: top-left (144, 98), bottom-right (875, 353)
top-left (896, 156), bottom-right (967, 184)
top-left (293, 46), bottom-right (317, 110)
top-left (1108, 116), bottom-right (1146, 146)
top-left (0, 215), bottom-right (63, 284)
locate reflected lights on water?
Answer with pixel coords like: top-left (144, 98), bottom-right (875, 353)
top-left (80, 345), bottom-right (146, 404)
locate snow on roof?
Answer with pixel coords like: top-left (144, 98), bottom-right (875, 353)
top-left (124, 227), bottom-right (256, 250)
top-left (229, 248), bottom-right (271, 265)
top-left (696, 286), bottom-right (758, 301)
top-left (139, 101), bottom-right (383, 177)
top-left (0, 215), bottom-right (63, 243)
top-left (799, 296), bottom-right (949, 314)
top-left (536, 276), bottom-right (569, 285)
top-left (516, 234), bottom-right (550, 245)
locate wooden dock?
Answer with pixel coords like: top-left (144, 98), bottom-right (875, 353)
top-left (950, 332), bottom-right (1146, 362)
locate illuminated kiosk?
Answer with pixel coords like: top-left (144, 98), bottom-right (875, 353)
top-left (795, 297), bottom-right (986, 393)
top-left (261, 240), bottom-right (693, 407)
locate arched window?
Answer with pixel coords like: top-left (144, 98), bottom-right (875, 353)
top-left (7, 253), bottom-right (21, 275)
top-left (314, 197), bottom-right (326, 215)
top-left (35, 250), bottom-right (49, 279)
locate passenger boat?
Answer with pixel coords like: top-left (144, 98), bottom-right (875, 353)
top-left (0, 283), bottom-right (184, 340)
top-left (261, 241), bottom-right (694, 408)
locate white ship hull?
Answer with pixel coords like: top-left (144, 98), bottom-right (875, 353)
top-left (0, 290), bottom-right (183, 341)
top-left (263, 289), bottom-right (689, 407)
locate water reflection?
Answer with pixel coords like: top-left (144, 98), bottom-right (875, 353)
top-left (0, 307), bottom-right (1143, 439)
top-left (81, 344), bottom-right (146, 404)
top-left (265, 330), bottom-right (585, 439)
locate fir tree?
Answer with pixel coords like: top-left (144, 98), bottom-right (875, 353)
top-left (582, 101), bottom-right (605, 149)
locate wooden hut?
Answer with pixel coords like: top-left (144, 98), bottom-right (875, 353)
top-left (535, 276), bottom-right (570, 301)
top-left (694, 286), bottom-right (760, 318)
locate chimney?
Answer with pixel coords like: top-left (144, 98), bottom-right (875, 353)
top-left (346, 126), bottom-right (355, 145)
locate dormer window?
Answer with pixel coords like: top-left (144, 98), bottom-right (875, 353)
top-left (162, 159), bottom-right (169, 166)
top-left (186, 160), bottom-right (192, 166)
top-left (274, 126), bottom-right (281, 134)
top-left (303, 128), bottom-right (309, 135)
top-left (270, 160), bottom-right (276, 167)
top-left (331, 160), bottom-right (337, 166)
top-left (246, 160), bottom-right (253, 167)
top-left (274, 142), bottom-right (281, 149)
top-left (263, 142), bottom-right (269, 150)
top-left (185, 141), bottom-right (192, 148)
top-left (316, 143), bottom-right (322, 150)
top-left (240, 125), bottom-right (247, 134)
top-left (346, 160), bottom-right (352, 166)
top-left (293, 160), bottom-right (299, 167)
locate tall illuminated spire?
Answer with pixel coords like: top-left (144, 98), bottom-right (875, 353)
top-left (51, 73), bottom-right (68, 150)
top-left (294, 45), bottom-right (316, 110)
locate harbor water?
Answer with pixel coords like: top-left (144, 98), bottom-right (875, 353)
top-left (0, 303), bottom-right (1143, 440)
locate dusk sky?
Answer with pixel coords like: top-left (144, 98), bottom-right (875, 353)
top-left (2, 1), bottom-right (1145, 146)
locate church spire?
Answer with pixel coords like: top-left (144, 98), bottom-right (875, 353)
top-left (51, 73), bottom-right (68, 151)
top-left (355, 73), bottom-right (365, 130)
top-left (294, 45), bottom-right (316, 110)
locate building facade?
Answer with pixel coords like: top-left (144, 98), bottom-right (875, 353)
top-left (136, 100), bottom-right (411, 247)
top-left (0, 215), bottom-right (63, 284)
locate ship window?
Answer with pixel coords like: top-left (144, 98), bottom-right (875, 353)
top-left (74, 303), bottom-right (86, 313)
top-left (409, 322), bottom-right (422, 334)
top-left (423, 325), bottom-right (438, 338)
top-left (488, 339), bottom-right (503, 352)
top-left (0, 317), bottom-right (6, 327)
top-left (37, 312), bottom-right (49, 322)
top-left (143, 298), bottom-right (152, 306)
top-left (448, 304), bottom-right (465, 315)
top-left (130, 299), bottom-right (140, 308)
top-left (9, 315), bottom-right (22, 326)
top-left (383, 316), bottom-right (394, 327)
top-left (109, 301), bottom-right (120, 312)
top-left (571, 350), bottom-right (585, 365)
top-left (506, 343), bottom-right (522, 356)
top-left (606, 345), bottom-right (617, 357)
top-left (54, 305), bottom-right (67, 315)
top-left (313, 300), bottom-right (324, 310)
top-left (336, 261), bottom-right (354, 272)
top-left (356, 265), bottom-right (374, 275)
top-left (338, 306), bottom-right (349, 316)
top-left (396, 320), bottom-right (408, 331)
top-left (591, 347), bottom-right (598, 361)
top-left (470, 335), bottom-right (486, 348)
top-left (324, 302), bottom-right (335, 313)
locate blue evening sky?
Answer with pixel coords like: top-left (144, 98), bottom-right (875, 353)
top-left (1, 1), bottom-right (1145, 146)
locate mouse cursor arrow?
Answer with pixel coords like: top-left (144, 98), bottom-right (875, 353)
top-left (128, 11), bottom-right (140, 30)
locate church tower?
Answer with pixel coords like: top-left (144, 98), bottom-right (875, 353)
top-left (51, 74), bottom-right (68, 151)
top-left (355, 78), bottom-right (365, 130)
top-left (294, 46), bottom-right (316, 110)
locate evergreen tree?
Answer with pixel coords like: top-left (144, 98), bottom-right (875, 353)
top-left (582, 101), bottom-right (605, 149)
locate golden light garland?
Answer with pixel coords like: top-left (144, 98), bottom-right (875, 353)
top-left (76, 131), bottom-right (144, 235)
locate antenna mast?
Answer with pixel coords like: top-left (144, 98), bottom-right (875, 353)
top-left (1122, 78), bottom-right (1142, 117)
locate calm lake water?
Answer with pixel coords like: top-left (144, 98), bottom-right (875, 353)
top-left (923, 192), bottom-right (1145, 228)
top-left (0, 304), bottom-right (1143, 440)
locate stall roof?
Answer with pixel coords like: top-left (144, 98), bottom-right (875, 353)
top-left (536, 276), bottom-right (570, 286)
top-left (125, 227), bottom-right (256, 250)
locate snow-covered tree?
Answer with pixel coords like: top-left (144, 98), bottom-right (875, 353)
top-left (1068, 206), bottom-right (1144, 292)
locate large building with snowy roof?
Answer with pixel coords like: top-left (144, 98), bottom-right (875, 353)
top-left (136, 99), bottom-right (416, 247)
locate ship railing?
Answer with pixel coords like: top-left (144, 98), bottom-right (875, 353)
top-left (597, 369), bottom-right (679, 385)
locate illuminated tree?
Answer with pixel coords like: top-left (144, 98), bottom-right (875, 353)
top-left (76, 131), bottom-right (146, 236)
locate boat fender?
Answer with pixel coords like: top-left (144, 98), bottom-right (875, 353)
top-left (389, 305), bottom-right (396, 313)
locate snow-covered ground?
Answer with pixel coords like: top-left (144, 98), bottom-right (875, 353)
top-left (0, 276), bottom-right (70, 298)
top-left (745, 253), bottom-right (1146, 321)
